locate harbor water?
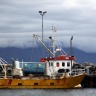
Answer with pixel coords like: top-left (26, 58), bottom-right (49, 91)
top-left (0, 88), bottom-right (96, 96)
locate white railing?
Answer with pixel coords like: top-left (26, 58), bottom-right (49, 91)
top-left (71, 69), bottom-right (85, 76)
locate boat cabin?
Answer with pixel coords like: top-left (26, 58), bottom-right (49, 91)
top-left (40, 55), bottom-right (75, 77)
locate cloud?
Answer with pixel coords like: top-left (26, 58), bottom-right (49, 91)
top-left (0, 0), bottom-right (96, 53)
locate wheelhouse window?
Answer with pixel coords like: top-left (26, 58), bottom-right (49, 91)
top-left (51, 62), bottom-right (53, 66)
top-left (56, 62), bottom-right (59, 67)
top-left (62, 62), bottom-right (65, 67)
top-left (49, 62), bottom-right (50, 67)
top-left (67, 62), bottom-right (70, 67)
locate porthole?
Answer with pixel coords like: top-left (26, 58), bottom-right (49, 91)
top-left (56, 62), bottom-right (59, 67)
top-left (67, 62), bottom-right (70, 67)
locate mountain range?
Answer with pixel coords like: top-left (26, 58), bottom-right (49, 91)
top-left (0, 47), bottom-right (96, 64)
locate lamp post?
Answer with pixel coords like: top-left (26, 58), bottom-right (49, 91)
top-left (38, 11), bottom-right (47, 42)
top-left (39, 11), bottom-right (47, 57)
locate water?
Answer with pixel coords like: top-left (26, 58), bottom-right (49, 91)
top-left (0, 89), bottom-right (96, 96)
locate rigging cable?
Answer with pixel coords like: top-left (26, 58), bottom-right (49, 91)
top-left (34, 36), bottom-right (44, 58)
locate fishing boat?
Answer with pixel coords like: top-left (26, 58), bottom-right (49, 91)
top-left (0, 29), bottom-right (85, 88)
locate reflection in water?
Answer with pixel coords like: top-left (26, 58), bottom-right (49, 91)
top-left (0, 89), bottom-right (95, 96)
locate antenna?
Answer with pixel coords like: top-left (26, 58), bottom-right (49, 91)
top-left (52, 25), bottom-right (56, 57)
top-left (70, 36), bottom-right (73, 56)
top-left (52, 25), bottom-right (56, 32)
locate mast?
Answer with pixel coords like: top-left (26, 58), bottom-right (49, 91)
top-left (70, 36), bottom-right (73, 69)
top-left (52, 26), bottom-right (56, 57)
top-left (49, 26), bottom-right (56, 57)
top-left (33, 26), bottom-right (59, 58)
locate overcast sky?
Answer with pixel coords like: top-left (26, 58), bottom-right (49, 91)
top-left (0, 0), bottom-right (96, 53)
